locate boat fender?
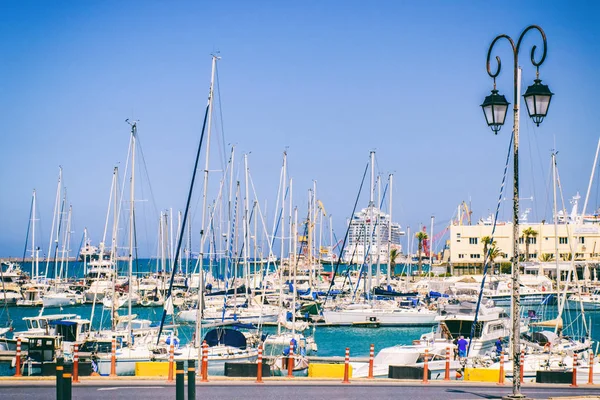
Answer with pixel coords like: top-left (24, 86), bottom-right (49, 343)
top-left (507, 282), bottom-right (512, 289)
top-left (11, 357), bottom-right (15, 368)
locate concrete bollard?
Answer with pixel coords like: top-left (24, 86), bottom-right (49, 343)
top-left (62, 364), bottom-right (72, 400)
top-left (72, 343), bottom-right (79, 384)
top-left (56, 357), bottom-right (64, 400)
top-left (444, 346), bottom-right (450, 381)
top-left (342, 347), bottom-right (350, 384)
top-left (497, 351), bottom-right (505, 385)
top-left (167, 339), bottom-right (175, 383)
top-left (187, 359), bottom-right (196, 400)
top-left (589, 351), bottom-right (594, 385)
top-left (201, 341), bottom-right (208, 383)
top-left (572, 353), bottom-right (578, 387)
top-left (256, 344), bottom-right (263, 384)
top-left (368, 343), bottom-right (374, 379)
top-left (422, 349), bottom-right (429, 384)
top-left (175, 361), bottom-right (184, 400)
top-left (287, 340), bottom-right (294, 378)
top-left (520, 349), bottom-right (525, 384)
top-left (110, 337), bottom-right (117, 377)
top-left (14, 337), bottom-right (22, 377)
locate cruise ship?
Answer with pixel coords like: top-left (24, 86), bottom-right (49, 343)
top-left (342, 206), bottom-right (404, 264)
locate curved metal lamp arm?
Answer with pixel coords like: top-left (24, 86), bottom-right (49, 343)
top-left (486, 25), bottom-right (548, 80)
top-left (486, 34), bottom-right (515, 80)
top-left (516, 24), bottom-right (548, 70)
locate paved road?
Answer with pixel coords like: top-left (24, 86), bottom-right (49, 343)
top-left (1, 382), bottom-right (600, 399)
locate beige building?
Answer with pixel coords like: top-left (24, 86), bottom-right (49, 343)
top-left (449, 222), bottom-right (600, 274)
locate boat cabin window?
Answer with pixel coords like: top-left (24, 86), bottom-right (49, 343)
top-left (80, 341), bottom-right (113, 353)
top-left (80, 323), bottom-right (90, 333)
top-left (54, 322), bottom-right (78, 342)
top-left (39, 320), bottom-right (48, 330)
top-left (499, 312), bottom-right (509, 319)
top-left (445, 320), bottom-right (484, 339)
top-left (488, 323), bottom-right (505, 334)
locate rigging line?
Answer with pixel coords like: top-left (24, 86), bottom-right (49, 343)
top-left (467, 130), bottom-right (513, 356)
top-left (135, 134), bottom-right (160, 218)
top-left (156, 101), bottom-right (211, 345)
top-left (22, 194), bottom-right (34, 263)
top-left (215, 65), bottom-right (228, 171)
top-left (323, 162), bottom-right (369, 308)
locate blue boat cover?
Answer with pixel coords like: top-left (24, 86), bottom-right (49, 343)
top-left (203, 328), bottom-right (247, 349)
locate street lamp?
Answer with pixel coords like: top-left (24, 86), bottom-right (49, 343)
top-left (480, 25), bottom-right (553, 400)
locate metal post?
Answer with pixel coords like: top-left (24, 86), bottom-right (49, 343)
top-left (175, 361), bottom-right (184, 400)
top-left (422, 349), bottom-right (429, 384)
top-left (256, 344), bottom-right (263, 383)
top-left (14, 337), bottom-right (22, 377)
top-left (519, 349), bottom-right (525, 384)
top-left (572, 353), bottom-right (578, 387)
top-left (201, 341), bottom-right (208, 382)
top-left (56, 356), bottom-right (64, 400)
top-left (498, 351), bottom-right (505, 385)
top-left (485, 25), bottom-right (549, 400)
top-left (287, 340), bottom-right (294, 378)
top-left (342, 347), bottom-right (350, 384)
top-left (187, 359), bottom-right (196, 400)
top-left (368, 344), bottom-right (374, 379)
top-left (110, 337), bottom-right (117, 377)
top-left (167, 339), bottom-right (175, 383)
top-left (62, 364), bottom-right (72, 400)
top-left (588, 351), bottom-right (594, 385)
top-left (444, 346), bottom-right (450, 381)
top-left (72, 343), bottom-right (79, 384)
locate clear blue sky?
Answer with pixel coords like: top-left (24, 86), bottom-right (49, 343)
top-left (1, 1), bottom-right (599, 258)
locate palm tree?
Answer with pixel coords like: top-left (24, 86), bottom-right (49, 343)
top-left (416, 231), bottom-right (428, 275)
top-left (539, 253), bottom-right (554, 262)
top-left (481, 236), bottom-right (494, 273)
top-left (389, 248), bottom-right (400, 276)
top-left (488, 245), bottom-right (505, 273)
top-left (522, 227), bottom-right (538, 262)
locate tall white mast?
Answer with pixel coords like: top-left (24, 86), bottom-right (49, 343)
top-left (368, 151), bottom-right (375, 296)
top-left (31, 190), bottom-right (37, 281)
top-left (45, 167), bottom-right (62, 279)
top-left (243, 153), bottom-right (251, 300)
top-left (127, 120), bottom-right (137, 342)
top-left (196, 54), bottom-right (218, 353)
top-left (376, 176), bottom-right (381, 287)
top-left (430, 215), bottom-right (434, 279)
top-left (582, 138), bottom-right (600, 222)
top-left (387, 174), bottom-right (393, 283)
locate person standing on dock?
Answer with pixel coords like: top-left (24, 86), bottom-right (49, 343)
top-left (495, 337), bottom-right (503, 356)
top-left (457, 336), bottom-right (469, 358)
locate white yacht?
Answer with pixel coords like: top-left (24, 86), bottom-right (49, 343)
top-left (322, 300), bottom-right (437, 326)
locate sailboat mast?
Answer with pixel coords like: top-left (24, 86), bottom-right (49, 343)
top-left (195, 54), bottom-right (218, 350)
top-left (127, 120), bottom-right (137, 341)
top-left (368, 151), bottom-right (375, 296)
top-left (243, 154), bottom-right (251, 300)
top-left (31, 190), bottom-right (36, 280)
top-left (45, 167), bottom-right (62, 280)
top-left (582, 138), bottom-right (600, 222)
top-left (387, 174), bottom-right (393, 282)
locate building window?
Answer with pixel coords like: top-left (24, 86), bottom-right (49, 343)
top-left (470, 254), bottom-right (481, 259)
top-left (529, 253), bottom-right (537, 259)
top-left (579, 237), bottom-right (585, 244)
top-left (458, 254), bottom-right (465, 259)
top-left (456, 233), bottom-right (461, 239)
top-left (469, 238), bottom-right (478, 245)
top-left (559, 237), bottom-right (568, 244)
top-left (528, 237), bottom-right (537, 244)
top-left (519, 237), bottom-right (524, 244)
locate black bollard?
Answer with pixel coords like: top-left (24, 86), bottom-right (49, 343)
top-left (63, 363), bottom-right (73, 400)
top-left (176, 361), bottom-right (185, 400)
top-left (56, 357), bottom-right (64, 400)
top-left (187, 359), bottom-right (196, 400)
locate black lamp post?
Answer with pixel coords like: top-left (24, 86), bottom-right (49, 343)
top-left (481, 25), bottom-right (553, 400)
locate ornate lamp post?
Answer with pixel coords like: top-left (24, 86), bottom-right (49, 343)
top-left (480, 25), bottom-right (553, 399)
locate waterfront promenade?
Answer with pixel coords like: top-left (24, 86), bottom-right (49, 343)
top-left (1, 377), bottom-right (600, 399)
